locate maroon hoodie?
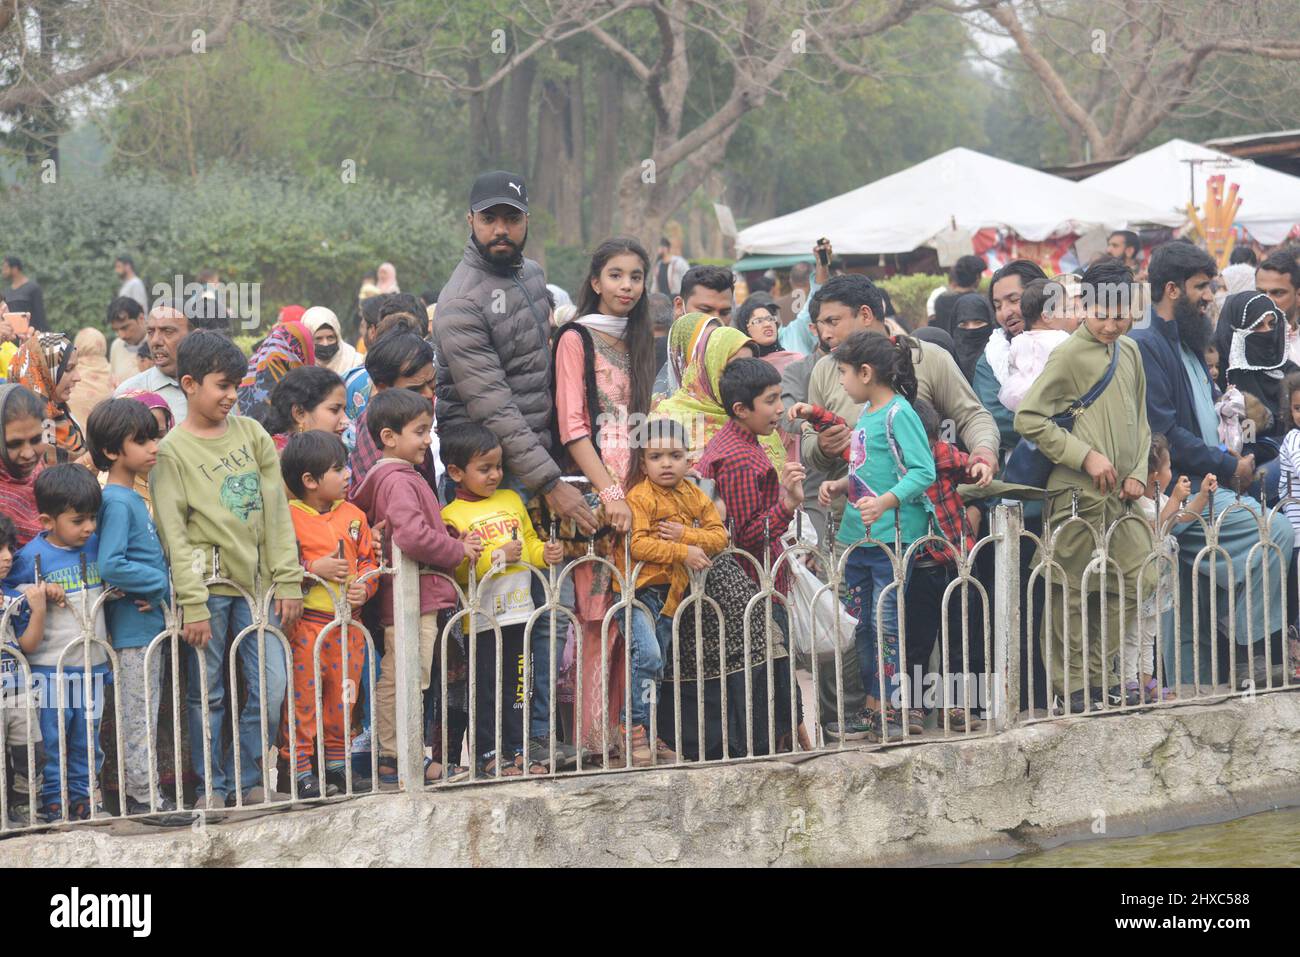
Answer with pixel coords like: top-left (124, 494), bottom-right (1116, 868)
top-left (349, 457), bottom-right (464, 624)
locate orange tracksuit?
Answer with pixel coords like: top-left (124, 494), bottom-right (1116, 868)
top-left (282, 499), bottom-right (379, 774)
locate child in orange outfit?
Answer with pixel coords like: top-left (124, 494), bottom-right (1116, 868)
top-left (280, 430), bottom-right (379, 797)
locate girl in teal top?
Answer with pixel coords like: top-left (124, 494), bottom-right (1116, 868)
top-left (818, 331), bottom-right (935, 740)
top-left (822, 338), bottom-right (936, 549)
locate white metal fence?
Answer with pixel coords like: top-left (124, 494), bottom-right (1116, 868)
top-left (1, 499), bottom-right (1295, 833)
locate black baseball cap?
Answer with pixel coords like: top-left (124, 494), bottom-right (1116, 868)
top-left (469, 170), bottom-right (528, 214)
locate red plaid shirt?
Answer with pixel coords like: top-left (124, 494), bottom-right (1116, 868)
top-left (924, 441), bottom-right (973, 563)
top-left (698, 419), bottom-right (793, 594)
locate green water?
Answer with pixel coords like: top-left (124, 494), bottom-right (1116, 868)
top-left (977, 807), bottom-right (1300, 867)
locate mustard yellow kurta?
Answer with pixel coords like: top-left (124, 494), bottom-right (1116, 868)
top-left (1014, 324), bottom-right (1155, 699)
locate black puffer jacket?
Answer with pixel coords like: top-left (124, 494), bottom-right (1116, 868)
top-left (432, 241), bottom-right (559, 496)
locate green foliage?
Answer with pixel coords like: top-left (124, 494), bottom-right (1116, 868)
top-left (879, 273), bottom-right (949, 329)
top-left (728, 11), bottom-right (992, 222)
top-left (108, 27), bottom-right (466, 188)
top-left (0, 164), bottom-right (464, 336)
top-left (542, 245), bottom-right (594, 303)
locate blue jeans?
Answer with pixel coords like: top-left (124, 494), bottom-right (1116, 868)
top-left (625, 585), bottom-right (673, 728)
top-left (500, 467), bottom-right (579, 742)
top-left (844, 546), bottom-right (908, 704)
top-left (33, 663), bottom-right (111, 806)
top-left (527, 571), bottom-right (573, 741)
top-left (184, 594), bottom-right (287, 798)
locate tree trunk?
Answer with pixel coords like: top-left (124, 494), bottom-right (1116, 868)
top-left (466, 58), bottom-right (505, 171)
top-left (589, 62), bottom-right (623, 242)
top-left (503, 58), bottom-right (537, 176)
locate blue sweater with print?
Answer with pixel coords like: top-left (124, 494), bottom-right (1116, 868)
top-left (5, 533), bottom-right (107, 668)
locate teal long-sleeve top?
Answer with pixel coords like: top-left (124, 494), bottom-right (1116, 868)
top-left (98, 484), bottom-right (170, 650)
top-left (836, 395), bottom-right (936, 547)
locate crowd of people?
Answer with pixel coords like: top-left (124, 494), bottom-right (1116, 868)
top-left (2, 166), bottom-right (1300, 829)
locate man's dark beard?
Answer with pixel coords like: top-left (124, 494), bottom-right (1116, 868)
top-left (1173, 295), bottom-right (1212, 354)
top-left (472, 227), bottom-right (528, 267)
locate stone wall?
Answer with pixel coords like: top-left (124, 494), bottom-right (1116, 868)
top-left (4, 693), bottom-right (1298, 867)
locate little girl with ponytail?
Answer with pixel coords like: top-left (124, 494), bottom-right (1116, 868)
top-left (816, 330), bottom-right (935, 740)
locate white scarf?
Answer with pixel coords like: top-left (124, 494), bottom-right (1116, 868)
top-left (576, 314), bottom-right (629, 338)
top-left (984, 327), bottom-right (1011, 384)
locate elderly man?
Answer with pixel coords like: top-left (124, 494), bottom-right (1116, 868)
top-left (1131, 242), bottom-right (1292, 688)
top-left (432, 169), bottom-right (592, 770)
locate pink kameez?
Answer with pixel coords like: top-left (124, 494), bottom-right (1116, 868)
top-left (555, 329), bottom-right (633, 753)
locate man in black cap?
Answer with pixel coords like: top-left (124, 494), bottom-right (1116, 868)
top-left (432, 170), bottom-right (592, 769)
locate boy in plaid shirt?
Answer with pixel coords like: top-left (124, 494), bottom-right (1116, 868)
top-left (697, 359), bottom-right (806, 595)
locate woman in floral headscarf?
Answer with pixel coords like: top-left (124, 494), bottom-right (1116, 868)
top-left (652, 312), bottom-right (718, 404)
top-left (236, 317), bottom-right (316, 426)
top-left (8, 331), bottom-right (85, 464)
top-left (652, 313), bottom-right (785, 471)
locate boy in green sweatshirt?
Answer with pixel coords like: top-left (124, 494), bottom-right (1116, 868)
top-left (150, 331), bottom-right (303, 808)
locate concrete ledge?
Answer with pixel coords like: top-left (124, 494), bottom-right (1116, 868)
top-left (4, 692), bottom-right (1298, 867)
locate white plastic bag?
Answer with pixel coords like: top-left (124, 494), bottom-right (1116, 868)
top-left (787, 553), bottom-right (857, 660)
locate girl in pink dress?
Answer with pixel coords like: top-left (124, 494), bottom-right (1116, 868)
top-left (552, 238), bottom-right (657, 764)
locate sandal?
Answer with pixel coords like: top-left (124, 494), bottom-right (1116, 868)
top-left (1142, 678), bottom-right (1175, 703)
top-left (478, 754), bottom-right (522, 778)
top-left (424, 756), bottom-right (469, 784)
top-left (513, 752), bottom-right (550, 775)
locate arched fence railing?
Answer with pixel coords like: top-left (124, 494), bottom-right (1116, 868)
top-left (1, 499), bottom-right (1294, 832)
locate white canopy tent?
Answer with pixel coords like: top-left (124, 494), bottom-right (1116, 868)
top-left (1083, 139), bottom-right (1300, 246)
top-left (734, 146), bottom-right (1181, 257)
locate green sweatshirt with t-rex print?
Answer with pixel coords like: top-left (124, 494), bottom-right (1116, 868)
top-left (150, 414), bottom-right (302, 624)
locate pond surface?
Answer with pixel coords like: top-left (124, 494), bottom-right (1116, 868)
top-left (975, 806), bottom-right (1300, 867)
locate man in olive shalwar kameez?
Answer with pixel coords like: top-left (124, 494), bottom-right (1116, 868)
top-left (1015, 260), bottom-right (1154, 711)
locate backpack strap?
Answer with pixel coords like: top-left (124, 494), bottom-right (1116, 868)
top-left (883, 402), bottom-right (936, 520)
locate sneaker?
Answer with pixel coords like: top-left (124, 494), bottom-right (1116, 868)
top-left (887, 706), bottom-right (925, 736)
top-left (293, 773), bottom-right (326, 799)
top-left (823, 714), bottom-right (874, 741)
top-left (7, 800), bottom-right (34, 826)
top-left (125, 794), bottom-right (180, 814)
top-left (865, 708), bottom-right (903, 742)
top-left (525, 736), bottom-right (578, 770)
top-left (325, 766), bottom-right (371, 794)
top-left (125, 795), bottom-right (191, 827)
top-left (238, 785), bottom-right (288, 806)
top-left (945, 708), bottom-right (984, 732)
top-left (1052, 690), bottom-right (1093, 715)
top-left (1098, 685), bottom-right (1128, 708)
top-left (191, 791), bottom-right (227, 811)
